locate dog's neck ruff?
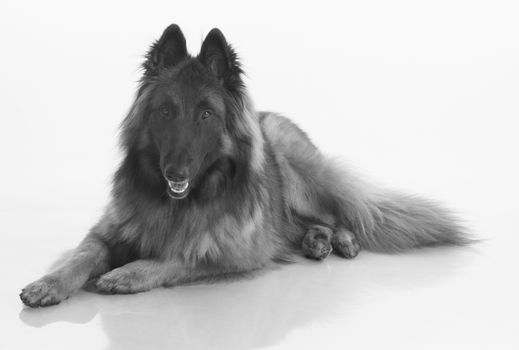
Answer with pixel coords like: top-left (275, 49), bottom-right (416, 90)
top-left (240, 98), bottom-right (265, 173)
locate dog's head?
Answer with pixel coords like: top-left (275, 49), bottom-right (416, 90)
top-left (123, 25), bottom-right (254, 200)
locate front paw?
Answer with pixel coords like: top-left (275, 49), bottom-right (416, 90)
top-left (96, 268), bottom-right (149, 294)
top-left (20, 277), bottom-right (68, 307)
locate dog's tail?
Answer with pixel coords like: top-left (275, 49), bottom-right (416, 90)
top-left (326, 165), bottom-right (471, 253)
top-left (345, 192), bottom-right (470, 253)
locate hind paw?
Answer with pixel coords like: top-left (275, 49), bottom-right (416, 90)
top-left (302, 225), bottom-right (333, 260)
top-left (332, 229), bottom-right (361, 259)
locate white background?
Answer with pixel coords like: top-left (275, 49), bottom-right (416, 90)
top-left (1, 1), bottom-right (518, 349)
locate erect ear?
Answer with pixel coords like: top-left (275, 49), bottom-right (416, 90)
top-left (143, 24), bottom-right (188, 76)
top-left (198, 28), bottom-right (243, 90)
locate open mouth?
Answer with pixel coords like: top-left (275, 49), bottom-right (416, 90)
top-left (166, 179), bottom-right (190, 199)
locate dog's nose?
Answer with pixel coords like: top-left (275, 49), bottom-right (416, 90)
top-left (164, 166), bottom-right (189, 182)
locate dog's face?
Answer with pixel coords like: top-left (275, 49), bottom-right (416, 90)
top-left (140, 25), bottom-right (242, 200)
top-left (147, 63), bottom-right (227, 199)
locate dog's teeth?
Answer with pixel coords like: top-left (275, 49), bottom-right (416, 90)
top-left (168, 180), bottom-right (189, 193)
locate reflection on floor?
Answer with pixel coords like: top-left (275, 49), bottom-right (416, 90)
top-left (14, 243), bottom-right (488, 350)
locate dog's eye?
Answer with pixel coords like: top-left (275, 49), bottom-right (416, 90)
top-left (159, 106), bottom-right (170, 117)
top-left (201, 110), bottom-right (212, 120)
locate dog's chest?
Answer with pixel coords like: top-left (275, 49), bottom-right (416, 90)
top-left (178, 210), bottom-right (264, 266)
top-left (123, 203), bottom-right (266, 268)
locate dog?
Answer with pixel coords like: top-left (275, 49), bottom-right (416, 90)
top-left (20, 24), bottom-right (468, 307)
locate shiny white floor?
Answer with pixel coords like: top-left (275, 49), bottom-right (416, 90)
top-left (1, 207), bottom-right (518, 350)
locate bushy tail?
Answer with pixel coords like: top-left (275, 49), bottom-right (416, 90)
top-left (352, 193), bottom-right (469, 252)
top-left (325, 165), bottom-right (470, 253)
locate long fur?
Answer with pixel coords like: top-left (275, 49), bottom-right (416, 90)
top-left (259, 113), bottom-right (468, 253)
top-left (19, 25), bottom-right (469, 308)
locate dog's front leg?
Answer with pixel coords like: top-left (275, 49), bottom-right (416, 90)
top-left (95, 259), bottom-right (251, 294)
top-left (96, 259), bottom-right (169, 294)
top-left (20, 234), bottom-right (111, 307)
